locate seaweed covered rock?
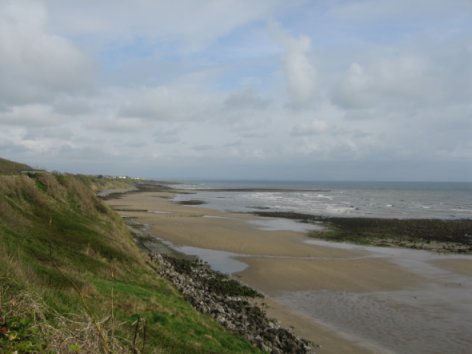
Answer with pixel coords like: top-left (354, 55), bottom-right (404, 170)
top-left (152, 254), bottom-right (314, 354)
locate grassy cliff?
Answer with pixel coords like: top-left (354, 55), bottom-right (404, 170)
top-left (0, 157), bottom-right (31, 175)
top-left (0, 169), bottom-right (259, 353)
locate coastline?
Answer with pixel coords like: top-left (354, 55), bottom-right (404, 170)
top-left (104, 187), bottom-right (472, 354)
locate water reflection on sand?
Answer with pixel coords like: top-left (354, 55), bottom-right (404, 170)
top-left (173, 224), bottom-right (472, 354)
top-left (278, 240), bottom-right (472, 354)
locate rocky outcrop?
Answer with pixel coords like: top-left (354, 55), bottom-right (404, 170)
top-left (151, 253), bottom-right (314, 354)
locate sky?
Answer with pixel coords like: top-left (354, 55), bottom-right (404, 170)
top-left (1, 0), bottom-right (471, 181)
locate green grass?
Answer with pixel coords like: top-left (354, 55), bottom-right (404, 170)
top-left (0, 170), bottom-right (260, 353)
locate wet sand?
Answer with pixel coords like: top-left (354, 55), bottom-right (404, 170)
top-left (431, 258), bottom-right (472, 277)
top-left (238, 257), bottom-right (422, 293)
top-left (107, 191), bottom-right (472, 354)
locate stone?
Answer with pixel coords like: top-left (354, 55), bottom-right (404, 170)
top-left (151, 253), bottom-right (314, 353)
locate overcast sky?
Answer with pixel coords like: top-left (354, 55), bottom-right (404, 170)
top-left (1, 0), bottom-right (471, 181)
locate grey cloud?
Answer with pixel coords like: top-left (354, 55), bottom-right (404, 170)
top-left (233, 125), bottom-right (268, 139)
top-left (154, 127), bottom-right (181, 144)
top-left (23, 127), bottom-right (74, 141)
top-left (342, 109), bottom-right (376, 121)
top-left (291, 120), bottom-right (327, 136)
top-left (224, 89), bottom-right (269, 110)
top-left (224, 141), bottom-right (242, 148)
top-left (0, 104), bottom-right (63, 127)
top-left (118, 86), bottom-right (217, 122)
top-left (25, 145), bottom-right (137, 175)
top-left (239, 130), bottom-right (267, 139)
top-left (0, 136), bottom-right (31, 155)
top-left (88, 118), bottom-right (147, 133)
top-left (193, 144), bottom-right (214, 151)
top-left (53, 97), bottom-right (95, 115)
top-left (155, 136), bottom-right (180, 145)
top-left (331, 63), bottom-right (371, 109)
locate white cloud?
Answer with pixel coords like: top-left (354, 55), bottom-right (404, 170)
top-left (0, 104), bottom-right (63, 127)
top-left (16, 137), bottom-right (72, 154)
top-left (327, 0), bottom-right (472, 24)
top-left (0, 0), bottom-right (94, 106)
top-left (118, 85), bottom-right (220, 121)
top-left (46, 0), bottom-right (288, 51)
top-left (333, 54), bottom-right (441, 110)
top-left (0, 1), bottom-right (470, 180)
top-left (0, 126), bottom-right (73, 156)
top-left (270, 22), bottom-right (317, 105)
top-left (332, 63), bottom-right (370, 109)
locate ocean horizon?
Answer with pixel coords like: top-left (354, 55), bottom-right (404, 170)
top-left (168, 180), bottom-right (472, 220)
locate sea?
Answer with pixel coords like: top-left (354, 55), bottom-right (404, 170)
top-left (169, 180), bottom-right (472, 220)
top-left (163, 180), bottom-right (472, 353)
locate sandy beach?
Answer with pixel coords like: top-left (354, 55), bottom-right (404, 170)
top-left (107, 190), bottom-right (472, 354)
